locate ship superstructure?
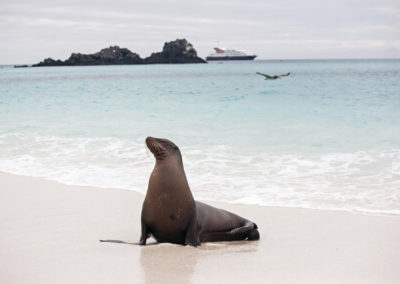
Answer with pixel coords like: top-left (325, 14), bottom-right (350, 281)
top-left (206, 48), bottom-right (257, 61)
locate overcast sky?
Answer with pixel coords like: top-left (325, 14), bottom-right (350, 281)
top-left (1, 0), bottom-right (399, 64)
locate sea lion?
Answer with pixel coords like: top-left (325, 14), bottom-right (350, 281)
top-left (139, 137), bottom-right (259, 247)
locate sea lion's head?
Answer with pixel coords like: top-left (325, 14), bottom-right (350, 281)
top-left (145, 136), bottom-right (181, 161)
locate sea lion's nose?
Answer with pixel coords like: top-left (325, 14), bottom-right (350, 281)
top-left (145, 136), bottom-right (154, 147)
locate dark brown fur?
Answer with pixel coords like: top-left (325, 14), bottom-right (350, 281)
top-left (139, 137), bottom-right (260, 247)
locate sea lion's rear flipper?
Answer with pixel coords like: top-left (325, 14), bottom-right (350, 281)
top-left (229, 221), bottom-right (255, 234)
top-left (184, 214), bottom-right (201, 247)
top-left (200, 229), bottom-right (258, 242)
top-left (228, 222), bottom-right (259, 240)
top-left (247, 229), bottom-right (260, 240)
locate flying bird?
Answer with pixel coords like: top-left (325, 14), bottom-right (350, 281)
top-left (256, 72), bottom-right (290, 80)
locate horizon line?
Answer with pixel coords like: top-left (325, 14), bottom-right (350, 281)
top-left (3, 57), bottom-right (399, 66)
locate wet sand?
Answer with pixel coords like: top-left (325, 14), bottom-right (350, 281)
top-left (1, 172), bottom-right (399, 284)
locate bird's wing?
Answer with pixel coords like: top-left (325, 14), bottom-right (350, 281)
top-left (256, 72), bottom-right (273, 79)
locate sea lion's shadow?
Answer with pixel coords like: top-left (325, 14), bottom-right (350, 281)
top-left (100, 238), bottom-right (259, 283)
top-left (139, 240), bottom-right (259, 283)
top-left (99, 239), bottom-right (259, 251)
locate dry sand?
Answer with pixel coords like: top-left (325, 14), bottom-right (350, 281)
top-left (1, 172), bottom-right (399, 284)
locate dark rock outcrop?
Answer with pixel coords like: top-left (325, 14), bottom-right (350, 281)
top-left (144, 39), bottom-right (206, 64)
top-left (33, 46), bottom-right (144, 67)
top-left (32, 39), bottom-right (206, 67)
top-left (33, 58), bottom-right (65, 67)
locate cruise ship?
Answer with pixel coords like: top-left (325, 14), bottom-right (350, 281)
top-left (206, 47), bottom-right (257, 61)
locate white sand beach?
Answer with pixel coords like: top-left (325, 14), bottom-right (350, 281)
top-left (1, 172), bottom-right (399, 284)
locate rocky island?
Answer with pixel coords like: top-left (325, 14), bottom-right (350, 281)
top-left (33, 46), bottom-right (143, 67)
top-left (32, 39), bottom-right (206, 67)
top-left (144, 39), bottom-right (205, 64)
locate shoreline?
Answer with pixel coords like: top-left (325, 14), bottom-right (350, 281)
top-left (1, 172), bottom-right (400, 283)
top-left (0, 170), bottom-right (397, 218)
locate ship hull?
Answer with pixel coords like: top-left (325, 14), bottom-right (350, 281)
top-left (206, 55), bottom-right (257, 61)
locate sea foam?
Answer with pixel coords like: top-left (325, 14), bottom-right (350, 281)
top-left (1, 133), bottom-right (399, 215)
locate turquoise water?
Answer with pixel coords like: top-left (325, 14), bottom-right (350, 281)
top-left (1, 60), bottom-right (399, 214)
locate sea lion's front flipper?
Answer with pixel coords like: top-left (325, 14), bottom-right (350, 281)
top-left (184, 214), bottom-right (201, 247)
top-left (99, 240), bottom-right (137, 245)
top-left (139, 217), bottom-right (149, 245)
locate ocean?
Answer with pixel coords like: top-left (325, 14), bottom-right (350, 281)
top-left (1, 60), bottom-right (399, 215)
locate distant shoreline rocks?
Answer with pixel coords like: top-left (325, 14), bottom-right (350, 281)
top-left (31, 39), bottom-right (206, 67)
top-left (144, 39), bottom-right (205, 64)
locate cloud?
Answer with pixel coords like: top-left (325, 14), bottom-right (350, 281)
top-left (0, 0), bottom-right (399, 64)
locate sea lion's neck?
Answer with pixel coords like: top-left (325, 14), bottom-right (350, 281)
top-left (148, 158), bottom-right (191, 195)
